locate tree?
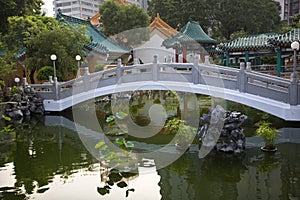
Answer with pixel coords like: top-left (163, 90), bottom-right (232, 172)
top-left (148, 0), bottom-right (281, 40)
top-left (148, 0), bottom-right (209, 30)
top-left (3, 15), bottom-right (57, 83)
top-left (25, 24), bottom-right (89, 82)
top-left (0, 0), bottom-right (44, 34)
top-left (4, 15), bottom-right (58, 53)
top-left (4, 15), bottom-right (89, 83)
top-left (99, 0), bottom-right (149, 46)
top-left (207, 0), bottom-right (281, 39)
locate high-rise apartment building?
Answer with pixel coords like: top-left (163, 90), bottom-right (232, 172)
top-left (274, 0), bottom-right (300, 23)
top-left (54, 0), bottom-right (147, 19)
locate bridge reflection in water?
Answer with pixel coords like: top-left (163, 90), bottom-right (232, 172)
top-left (0, 114), bottom-right (299, 199)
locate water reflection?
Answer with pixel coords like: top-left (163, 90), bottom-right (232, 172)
top-left (0, 92), bottom-right (300, 199)
top-left (157, 139), bottom-right (300, 200)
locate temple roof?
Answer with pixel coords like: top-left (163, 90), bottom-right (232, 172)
top-left (163, 19), bottom-right (217, 48)
top-left (90, 13), bottom-right (100, 26)
top-left (56, 10), bottom-right (129, 54)
top-left (149, 13), bottom-right (178, 38)
top-left (218, 33), bottom-right (279, 52)
top-left (268, 29), bottom-right (300, 47)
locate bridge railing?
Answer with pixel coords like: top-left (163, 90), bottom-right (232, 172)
top-left (30, 55), bottom-right (299, 106)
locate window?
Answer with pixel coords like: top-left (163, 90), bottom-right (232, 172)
top-left (62, 8), bottom-right (72, 12)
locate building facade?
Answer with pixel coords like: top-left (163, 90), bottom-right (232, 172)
top-left (54, 0), bottom-right (147, 19)
top-left (274, 0), bottom-right (300, 23)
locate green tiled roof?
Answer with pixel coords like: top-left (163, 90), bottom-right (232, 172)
top-left (218, 33), bottom-right (278, 52)
top-left (163, 20), bottom-right (217, 48)
top-left (56, 10), bottom-right (129, 54)
top-left (268, 29), bottom-right (300, 47)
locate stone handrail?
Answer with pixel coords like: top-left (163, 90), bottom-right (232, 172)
top-left (28, 55), bottom-right (299, 107)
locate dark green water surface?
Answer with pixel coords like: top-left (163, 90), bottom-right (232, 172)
top-left (0, 93), bottom-right (299, 200)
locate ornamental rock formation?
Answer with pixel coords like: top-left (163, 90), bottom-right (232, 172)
top-left (198, 105), bottom-right (247, 154)
top-left (5, 86), bottom-right (44, 119)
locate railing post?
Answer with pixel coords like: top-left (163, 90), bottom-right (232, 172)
top-left (22, 78), bottom-right (28, 89)
top-left (289, 74), bottom-right (298, 105)
top-left (53, 77), bottom-right (59, 100)
top-left (153, 55), bottom-right (159, 81)
top-left (238, 62), bottom-right (246, 93)
top-left (132, 58), bottom-right (139, 74)
top-left (84, 67), bottom-right (90, 91)
top-left (116, 58), bottom-right (122, 84)
top-left (49, 76), bottom-right (53, 84)
top-left (246, 62), bottom-right (252, 71)
top-left (192, 55), bottom-right (199, 84)
top-left (204, 55), bottom-right (210, 65)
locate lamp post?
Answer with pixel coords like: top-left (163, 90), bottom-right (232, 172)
top-left (291, 41), bottom-right (299, 82)
top-left (50, 54), bottom-right (57, 78)
top-left (14, 77), bottom-right (20, 87)
top-left (75, 55), bottom-right (81, 77)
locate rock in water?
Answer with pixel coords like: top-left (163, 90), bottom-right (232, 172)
top-left (198, 105), bottom-right (247, 155)
top-left (198, 105), bottom-right (226, 158)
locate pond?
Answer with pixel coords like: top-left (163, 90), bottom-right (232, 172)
top-left (0, 92), bottom-right (300, 200)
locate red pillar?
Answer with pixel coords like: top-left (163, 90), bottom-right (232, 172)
top-left (175, 48), bottom-right (179, 63)
top-left (183, 46), bottom-right (187, 63)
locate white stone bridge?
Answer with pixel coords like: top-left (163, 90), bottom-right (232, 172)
top-left (28, 56), bottom-right (300, 121)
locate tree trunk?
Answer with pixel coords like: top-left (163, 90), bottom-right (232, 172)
top-left (29, 69), bottom-right (35, 84)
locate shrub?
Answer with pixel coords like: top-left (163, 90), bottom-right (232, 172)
top-left (36, 66), bottom-right (54, 81)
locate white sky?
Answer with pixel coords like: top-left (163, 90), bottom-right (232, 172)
top-left (41, 0), bottom-right (54, 17)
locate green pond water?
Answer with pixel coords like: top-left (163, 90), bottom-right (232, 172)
top-left (0, 92), bottom-right (300, 200)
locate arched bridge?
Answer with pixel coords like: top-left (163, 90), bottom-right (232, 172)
top-left (28, 56), bottom-right (300, 121)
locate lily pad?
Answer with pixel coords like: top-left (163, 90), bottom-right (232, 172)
top-left (115, 112), bottom-right (128, 120)
top-left (106, 115), bottom-right (115, 123)
top-left (124, 141), bottom-right (134, 148)
top-left (117, 181), bottom-right (128, 188)
top-left (95, 141), bottom-right (106, 149)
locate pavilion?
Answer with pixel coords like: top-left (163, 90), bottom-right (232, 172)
top-left (162, 19), bottom-right (217, 63)
top-left (218, 29), bottom-right (300, 77)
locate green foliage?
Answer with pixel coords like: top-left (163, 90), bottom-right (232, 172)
top-left (0, 124), bottom-right (15, 142)
top-left (3, 15), bottom-right (88, 82)
top-left (8, 86), bottom-right (19, 96)
top-left (115, 111), bottom-right (128, 120)
top-left (164, 118), bottom-right (185, 134)
top-left (94, 64), bottom-right (105, 72)
top-left (106, 115), bottom-right (115, 123)
top-left (289, 14), bottom-right (300, 28)
top-left (104, 112), bottom-right (128, 136)
top-left (0, 40), bottom-right (16, 80)
top-left (99, 0), bottom-right (150, 46)
top-left (0, 0), bottom-right (43, 34)
top-left (25, 24), bottom-right (88, 81)
top-left (0, 80), bottom-right (5, 90)
top-left (36, 66), bottom-right (54, 81)
top-left (0, 124), bottom-right (15, 135)
top-left (148, 0), bottom-right (281, 40)
top-left (230, 29), bottom-right (247, 40)
top-left (148, 0), bottom-right (209, 30)
top-left (4, 15), bottom-right (58, 53)
top-left (2, 115), bottom-right (11, 121)
top-left (164, 118), bottom-right (196, 144)
top-left (114, 137), bottom-right (134, 149)
top-left (255, 121), bottom-right (279, 147)
top-left (94, 137), bottom-right (136, 173)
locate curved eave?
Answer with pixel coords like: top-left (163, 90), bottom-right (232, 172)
top-left (57, 11), bottom-right (130, 54)
top-left (163, 35), bottom-right (217, 49)
top-left (218, 45), bottom-right (274, 52)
